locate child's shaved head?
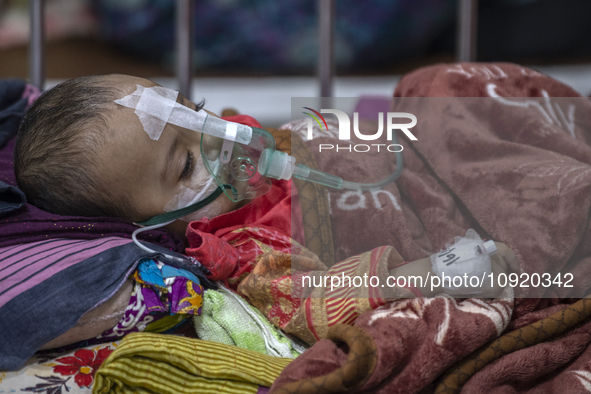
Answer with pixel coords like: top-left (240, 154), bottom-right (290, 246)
top-left (14, 75), bottom-right (140, 219)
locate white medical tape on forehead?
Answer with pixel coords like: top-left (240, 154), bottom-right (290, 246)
top-left (115, 85), bottom-right (253, 144)
top-left (220, 122), bottom-right (237, 164)
top-left (136, 88), bottom-right (176, 140)
top-left (115, 85), bottom-right (179, 140)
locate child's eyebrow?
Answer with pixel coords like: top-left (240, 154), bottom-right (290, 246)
top-left (161, 135), bottom-right (181, 186)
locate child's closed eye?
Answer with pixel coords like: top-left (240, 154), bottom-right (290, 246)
top-left (179, 151), bottom-right (195, 181)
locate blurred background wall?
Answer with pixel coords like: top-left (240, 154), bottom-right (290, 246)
top-left (1, 0), bottom-right (590, 124)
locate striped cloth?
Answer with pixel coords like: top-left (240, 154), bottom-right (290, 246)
top-left (0, 237), bottom-right (212, 371)
top-left (93, 332), bottom-right (292, 394)
top-left (0, 238), bottom-right (131, 308)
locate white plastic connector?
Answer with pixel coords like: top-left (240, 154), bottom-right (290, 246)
top-left (260, 149), bottom-right (296, 181)
top-left (483, 240), bottom-right (497, 255)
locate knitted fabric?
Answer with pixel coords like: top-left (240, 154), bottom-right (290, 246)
top-left (194, 287), bottom-right (304, 358)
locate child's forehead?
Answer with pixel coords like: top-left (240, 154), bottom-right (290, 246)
top-left (103, 75), bottom-right (164, 134)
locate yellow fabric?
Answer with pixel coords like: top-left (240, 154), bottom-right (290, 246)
top-left (93, 332), bottom-right (292, 394)
top-left (144, 314), bottom-right (188, 333)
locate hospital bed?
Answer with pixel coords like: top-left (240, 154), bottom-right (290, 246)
top-left (1, 3), bottom-right (478, 392)
top-left (6, 2), bottom-right (591, 394)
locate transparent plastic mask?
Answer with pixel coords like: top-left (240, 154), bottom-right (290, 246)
top-left (199, 115), bottom-right (276, 202)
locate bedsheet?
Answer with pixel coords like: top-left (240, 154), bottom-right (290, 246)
top-left (0, 340), bottom-right (119, 392)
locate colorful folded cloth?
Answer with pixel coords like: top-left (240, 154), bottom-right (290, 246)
top-left (194, 285), bottom-right (305, 358)
top-left (94, 258), bottom-right (204, 343)
top-left (93, 332), bottom-right (293, 394)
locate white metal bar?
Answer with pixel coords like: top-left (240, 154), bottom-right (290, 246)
top-left (176, 0), bottom-right (194, 99)
top-left (29, 0), bottom-right (45, 89)
top-left (318, 0), bottom-right (335, 98)
top-left (457, 0), bottom-right (478, 62)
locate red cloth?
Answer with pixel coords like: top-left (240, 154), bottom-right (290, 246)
top-left (185, 179), bottom-right (294, 281)
top-left (184, 115), bottom-right (301, 282)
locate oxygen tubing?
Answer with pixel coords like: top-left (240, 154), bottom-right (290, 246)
top-left (294, 130), bottom-right (404, 191)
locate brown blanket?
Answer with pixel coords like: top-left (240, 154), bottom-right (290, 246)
top-left (271, 63), bottom-right (591, 393)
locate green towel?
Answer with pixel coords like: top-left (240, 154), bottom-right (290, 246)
top-left (194, 286), bottom-right (305, 358)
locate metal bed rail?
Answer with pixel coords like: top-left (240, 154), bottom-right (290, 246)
top-left (27, 0), bottom-right (479, 95)
top-left (28, 0), bottom-right (44, 89)
top-left (457, 0), bottom-right (478, 63)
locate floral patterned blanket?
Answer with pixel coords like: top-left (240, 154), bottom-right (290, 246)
top-left (0, 341), bottom-right (118, 393)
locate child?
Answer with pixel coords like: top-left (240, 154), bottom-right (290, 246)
top-left (15, 74), bottom-right (517, 348)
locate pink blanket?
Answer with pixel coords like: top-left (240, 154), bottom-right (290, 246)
top-left (272, 63), bottom-right (591, 393)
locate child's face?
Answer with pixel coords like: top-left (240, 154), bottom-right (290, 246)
top-left (98, 75), bottom-right (243, 229)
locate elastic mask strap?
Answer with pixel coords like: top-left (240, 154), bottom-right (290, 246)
top-left (136, 184), bottom-right (236, 227)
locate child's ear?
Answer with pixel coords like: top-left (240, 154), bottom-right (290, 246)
top-left (221, 108), bottom-right (239, 117)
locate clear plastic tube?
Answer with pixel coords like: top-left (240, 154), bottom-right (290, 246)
top-left (293, 164), bottom-right (343, 189)
top-left (131, 220), bottom-right (187, 263)
top-left (292, 131), bottom-right (404, 191)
